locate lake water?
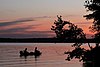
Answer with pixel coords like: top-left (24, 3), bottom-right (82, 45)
top-left (0, 43), bottom-right (90, 67)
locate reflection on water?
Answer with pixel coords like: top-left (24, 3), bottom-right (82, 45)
top-left (0, 43), bottom-right (82, 67)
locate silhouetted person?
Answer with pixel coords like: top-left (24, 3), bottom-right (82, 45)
top-left (19, 48), bottom-right (29, 59)
top-left (24, 48), bottom-right (28, 53)
top-left (23, 48), bottom-right (29, 56)
top-left (34, 47), bottom-right (40, 54)
top-left (34, 47), bottom-right (41, 58)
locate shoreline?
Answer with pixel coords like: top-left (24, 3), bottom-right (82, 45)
top-left (0, 38), bottom-right (99, 43)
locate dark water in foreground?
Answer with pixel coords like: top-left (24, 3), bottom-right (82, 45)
top-left (0, 43), bottom-right (83, 67)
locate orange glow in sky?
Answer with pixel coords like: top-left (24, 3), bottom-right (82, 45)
top-left (0, 0), bottom-right (94, 38)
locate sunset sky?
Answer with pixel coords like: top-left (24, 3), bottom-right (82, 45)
top-left (0, 0), bottom-right (93, 38)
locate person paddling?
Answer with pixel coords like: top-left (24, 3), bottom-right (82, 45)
top-left (34, 47), bottom-right (41, 58)
top-left (23, 48), bottom-right (29, 56)
top-left (34, 47), bottom-right (40, 54)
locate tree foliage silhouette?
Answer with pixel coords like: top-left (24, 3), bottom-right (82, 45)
top-left (63, 0), bottom-right (100, 67)
top-left (51, 15), bottom-right (86, 39)
top-left (51, 15), bottom-right (89, 62)
top-left (83, 0), bottom-right (100, 67)
top-left (51, 0), bottom-right (100, 66)
top-left (84, 0), bottom-right (100, 40)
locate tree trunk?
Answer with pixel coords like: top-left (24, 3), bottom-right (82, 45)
top-left (83, 61), bottom-right (94, 67)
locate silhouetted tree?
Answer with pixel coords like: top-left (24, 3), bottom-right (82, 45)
top-left (64, 0), bottom-right (100, 67)
top-left (83, 0), bottom-right (100, 67)
top-left (84, 0), bottom-right (100, 40)
top-left (51, 16), bottom-right (92, 65)
top-left (51, 0), bottom-right (100, 67)
top-left (51, 15), bottom-right (86, 39)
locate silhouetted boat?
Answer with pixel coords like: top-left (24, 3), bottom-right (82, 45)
top-left (19, 50), bottom-right (42, 57)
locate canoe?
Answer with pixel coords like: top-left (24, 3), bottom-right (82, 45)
top-left (19, 50), bottom-right (42, 57)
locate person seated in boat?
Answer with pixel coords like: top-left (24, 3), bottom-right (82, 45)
top-left (34, 47), bottom-right (40, 53)
top-left (35, 47), bottom-right (42, 54)
top-left (23, 48), bottom-right (29, 56)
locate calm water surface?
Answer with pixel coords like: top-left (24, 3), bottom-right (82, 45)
top-left (0, 43), bottom-right (83, 67)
